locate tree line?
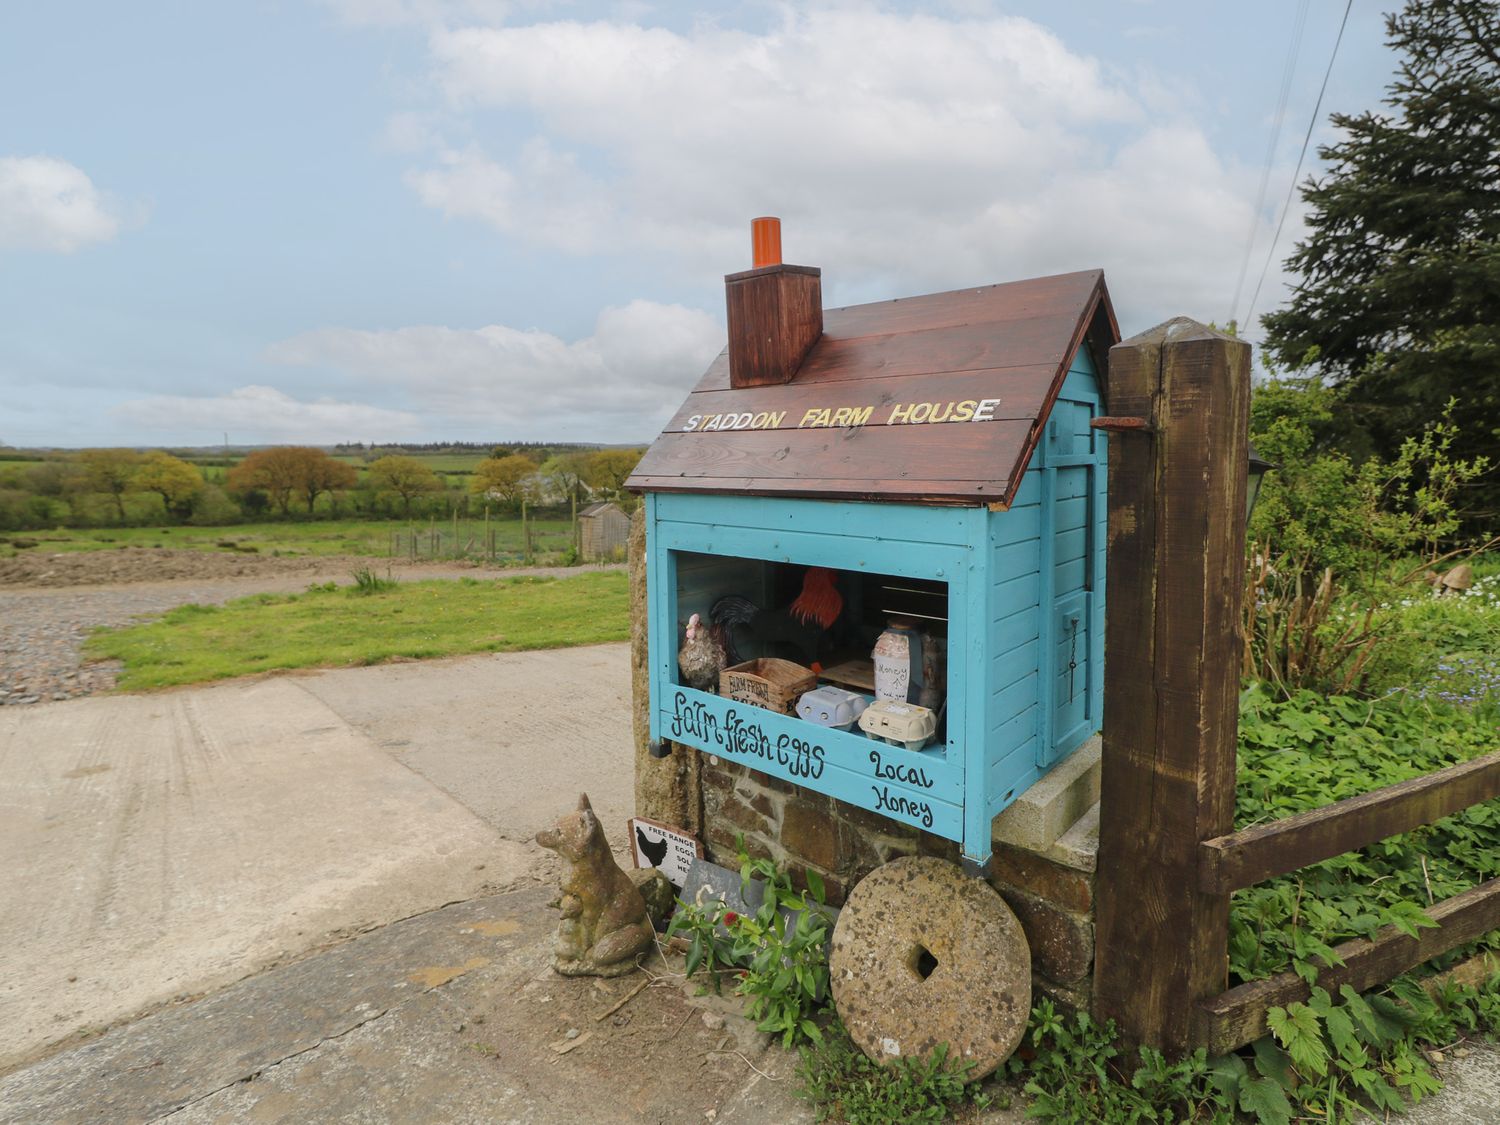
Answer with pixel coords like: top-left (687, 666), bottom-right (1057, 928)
top-left (0, 446), bottom-right (644, 531)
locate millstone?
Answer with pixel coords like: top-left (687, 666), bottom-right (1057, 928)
top-left (829, 856), bottom-right (1030, 1078)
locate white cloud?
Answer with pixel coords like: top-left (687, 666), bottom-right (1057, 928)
top-left (406, 139), bottom-right (614, 254)
top-left (0, 156), bottom-right (125, 253)
top-left (112, 386), bottom-right (421, 442)
top-left (397, 7), bottom-right (1289, 330)
top-left (265, 299), bottom-right (722, 440)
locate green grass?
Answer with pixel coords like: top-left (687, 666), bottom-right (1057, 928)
top-left (1, 517), bottom-right (576, 559)
top-left (85, 572), bottom-right (629, 690)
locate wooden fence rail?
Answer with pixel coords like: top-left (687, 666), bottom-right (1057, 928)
top-left (1199, 749), bottom-right (1500, 895)
top-left (1198, 878), bottom-right (1500, 1055)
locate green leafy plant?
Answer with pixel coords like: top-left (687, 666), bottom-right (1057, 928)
top-left (795, 1018), bottom-right (991, 1124)
top-left (1225, 682), bottom-right (1500, 1119)
top-left (1014, 1000), bottom-right (1243, 1123)
top-left (1232, 686), bottom-right (1499, 987)
top-left (1257, 982), bottom-right (1465, 1118)
top-left (1250, 384), bottom-right (1491, 584)
top-left (667, 843), bottom-right (833, 1047)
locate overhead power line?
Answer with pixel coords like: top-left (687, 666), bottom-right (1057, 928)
top-left (1243, 0), bottom-right (1355, 334)
top-left (1229, 0), bottom-right (1310, 328)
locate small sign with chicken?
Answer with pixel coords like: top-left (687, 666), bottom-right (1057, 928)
top-left (628, 816), bottom-right (702, 887)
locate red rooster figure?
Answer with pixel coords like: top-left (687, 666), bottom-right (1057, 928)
top-left (790, 567), bottom-right (843, 629)
top-left (709, 567), bottom-right (842, 666)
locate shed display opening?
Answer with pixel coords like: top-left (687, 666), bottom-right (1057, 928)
top-left (671, 551), bottom-right (953, 758)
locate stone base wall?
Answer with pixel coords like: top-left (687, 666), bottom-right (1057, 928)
top-left (630, 510), bottom-right (701, 837)
top-left (986, 840), bottom-right (1096, 1010)
top-left (700, 757), bottom-right (1097, 1010)
top-left (701, 758), bottom-right (960, 903)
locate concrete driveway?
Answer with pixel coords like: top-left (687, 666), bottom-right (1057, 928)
top-left (0, 644), bottom-right (634, 1070)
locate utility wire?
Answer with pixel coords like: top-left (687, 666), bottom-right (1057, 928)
top-left (1229, 0), bottom-right (1309, 328)
top-left (1244, 0), bottom-right (1355, 333)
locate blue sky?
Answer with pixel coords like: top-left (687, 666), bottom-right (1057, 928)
top-left (1, 1), bottom-right (1396, 448)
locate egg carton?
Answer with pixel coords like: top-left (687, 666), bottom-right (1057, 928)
top-left (795, 685), bottom-right (873, 730)
top-left (857, 699), bottom-right (937, 751)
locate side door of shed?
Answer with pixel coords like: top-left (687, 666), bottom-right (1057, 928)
top-left (1039, 350), bottom-right (1107, 767)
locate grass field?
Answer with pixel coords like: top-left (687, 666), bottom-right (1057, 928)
top-left (86, 571), bottom-right (630, 690)
top-left (0, 517), bottom-right (577, 559)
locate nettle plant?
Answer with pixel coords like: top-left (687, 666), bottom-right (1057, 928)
top-left (667, 843), bottom-right (833, 1048)
top-left (1226, 687), bottom-right (1500, 1120)
top-left (1018, 684), bottom-right (1499, 1125)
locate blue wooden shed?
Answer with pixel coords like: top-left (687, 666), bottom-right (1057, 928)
top-left (627, 244), bottom-right (1119, 870)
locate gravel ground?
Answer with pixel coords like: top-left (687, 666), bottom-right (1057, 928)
top-left (0, 546), bottom-right (467, 587)
top-left (0, 559), bottom-right (624, 707)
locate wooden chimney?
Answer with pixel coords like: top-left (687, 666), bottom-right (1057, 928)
top-left (725, 217), bottom-right (823, 389)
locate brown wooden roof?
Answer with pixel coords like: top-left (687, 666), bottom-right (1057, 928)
top-left (626, 269), bottom-right (1119, 507)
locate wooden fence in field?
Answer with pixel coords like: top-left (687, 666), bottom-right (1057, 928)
top-left (388, 507), bottom-right (579, 564)
top-left (1089, 321), bottom-right (1500, 1056)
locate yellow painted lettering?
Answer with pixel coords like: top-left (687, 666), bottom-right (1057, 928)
top-left (952, 400), bottom-right (976, 422)
top-left (908, 402), bottom-right (934, 423)
top-left (887, 402), bottom-right (914, 424)
top-left (972, 397), bottom-right (1000, 422)
top-left (848, 406), bottom-right (873, 427)
top-left (831, 406), bottom-right (853, 427)
top-left (799, 408), bottom-right (823, 428)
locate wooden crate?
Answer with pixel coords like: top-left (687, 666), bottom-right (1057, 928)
top-left (719, 658), bottom-right (817, 715)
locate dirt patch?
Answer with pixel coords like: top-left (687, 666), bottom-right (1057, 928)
top-left (0, 548), bottom-right (465, 588)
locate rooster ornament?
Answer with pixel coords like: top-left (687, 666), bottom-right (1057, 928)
top-left (677, 612), bottom-right (727, 693)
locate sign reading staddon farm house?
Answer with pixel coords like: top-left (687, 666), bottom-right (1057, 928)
top-left (680, 398), bottom-right (1004, 433)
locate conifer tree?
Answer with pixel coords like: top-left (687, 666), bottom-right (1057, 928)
top-left (1262, 0), bottom-right (1499, 519)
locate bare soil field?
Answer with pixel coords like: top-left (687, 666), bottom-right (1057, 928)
top-left (0, 546), bottom-right (460, 587)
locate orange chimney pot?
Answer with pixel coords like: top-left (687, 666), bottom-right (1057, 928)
top-left (751, 216), bottom-right (782, 268)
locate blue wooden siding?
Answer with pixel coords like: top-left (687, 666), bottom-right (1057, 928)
top-left (984, 466), bottom-right (1043, 817)
top-left (980, 343), bottom-right (1106, 815)
top-left (644, 342), bottom-right (1108, 866)
top-left (1035, 346), bottom-right (1107, 768)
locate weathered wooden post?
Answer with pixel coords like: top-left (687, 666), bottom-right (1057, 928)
top-left (1092, 319), bottom-right (1250, 1054)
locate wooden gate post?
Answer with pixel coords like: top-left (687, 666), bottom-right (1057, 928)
top-left (1092, 318), bottom-right (1251, 1054)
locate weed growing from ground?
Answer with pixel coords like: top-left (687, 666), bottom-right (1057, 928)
top-left (795, 1019), bottom-right (992, 1124)
top-left (668, 842), bottom-right (833, 1047)
top-left (1014, 1001), bottom-right (1245, 1124)
top-left (349, 566), bottom-right (397, 594)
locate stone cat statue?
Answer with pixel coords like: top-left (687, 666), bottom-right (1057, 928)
top-left (535, 794), bottom-right (654, 977)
